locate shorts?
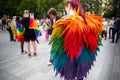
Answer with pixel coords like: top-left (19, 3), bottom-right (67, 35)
top-left (24, 30), bottom-right (36, 42)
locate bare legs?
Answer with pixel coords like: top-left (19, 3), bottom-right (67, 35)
top-left (32, 41), bottom-right (37, 55)
top-left (26, 41), bottom-right (36, 56)
top-left (26, 42), bottom-right (30, 56)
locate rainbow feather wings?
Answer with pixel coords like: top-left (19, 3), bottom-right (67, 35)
top-left (49, 11), bottom-right (103, 79)
top-left (50, 13), bottom-right (103, 61)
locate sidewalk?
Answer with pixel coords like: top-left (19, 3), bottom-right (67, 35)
top-left (0, 31), bottom-right (120, 80)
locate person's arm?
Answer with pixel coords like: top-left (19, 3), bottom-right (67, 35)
top-left (46, 19), bottom-right (51, 29)
top-left (46, 23), bottom-right (51, 28)
top-left (6, 21), bottom-right (11, 30)
top-left (20, 19), bottom-right (24, 28)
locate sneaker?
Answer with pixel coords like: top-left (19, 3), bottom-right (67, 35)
top-left (28, 53), bottom-right (31, 57)
top-left (12, 39), bottom-right (16, 42)
top-left (21, 51), bottom-right (27, 54)
top-left (34, 53), bottom-right (37, 56)
top-left (47, 61), bottom-right (52, 66)
top-left (110, 41), bottom-right (114, 43)
top-left (24, 51), bottom-right (27, 53)
top-left (105, 38), bottom-right (106, 40)
top-left (21, 51), bottom-right (24, 54)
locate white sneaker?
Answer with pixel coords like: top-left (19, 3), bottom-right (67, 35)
top-left (47, 61), bottom-right (52, 66)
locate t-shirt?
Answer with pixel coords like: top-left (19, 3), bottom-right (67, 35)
top-left (2, 19), bottom-right (6, 24)
top-left (109, 20), bottom-right (114, 28)
top-left (103, 21), bottom-right (108, 30)
top-left (21, 17), bottom-right (34, 32)
top-left (114, 19), bottom-right (120, 30)
top-left (12, 19), bottom-right (17, 29)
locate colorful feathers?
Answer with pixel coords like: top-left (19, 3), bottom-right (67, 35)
top-left (15, 21), bottom-right (24, 42)
top-left (49, 10), bottom-right (103, 80)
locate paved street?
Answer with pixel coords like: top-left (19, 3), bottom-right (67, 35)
top-left (0, 31), bottom-right (120, 80)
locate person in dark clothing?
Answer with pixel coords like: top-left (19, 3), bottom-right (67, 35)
top-left (111, 18), bottom-right (120, 43)
top-left (21, 10), bottom-right (37, 57)
top-left (6, 20), bottom-right (15, 42)
top-left (2, 18), bottom-right (6, 31)
top-left (16, 16), bottom-right (27, 54)
top-left (47, 8), bottom-right (60, 35)
top-left (47, 8), bottom-right (60, 66)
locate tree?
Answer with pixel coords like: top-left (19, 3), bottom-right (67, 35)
top-left (36, 0), bottom-right (64, 18)
top-left (1, 0), bottom-right (114, 18)
top-left (17, 0), bottom-right (37, 16)
top-left (102, 0), bottom-right (120, 17)
top-left (2, 0), bottom-right (20, 17)
top-left (0, 0), bottom-right (5, 17)
top-left (80, 0), bottom-right (102, 15)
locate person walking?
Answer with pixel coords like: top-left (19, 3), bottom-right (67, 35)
top-left (42, 19), bottom-right (49, 41)
top-left (108, 17), bottom-right (115, 39)
top-left (16, 16), bottom-right (26, 54)
top-left (47, 8), bottom-right (60, 66)
top-left (49, 0), bottom-right (103, 80)
top-left (2, 17), bottom-right (7, 31)
top-left (47, 8), bottom-right (60, 35)
top-left (6, 19), bottom-right (16, 42)
top-left (102, 18), bottom-right (108, 40)
top-left (111, 17), bottom-right (120, 43)
top-left (21, 10), bottom-right (37, 57)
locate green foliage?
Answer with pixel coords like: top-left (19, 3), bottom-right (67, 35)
top-left (35, 0), bottom-right (64, 18)
top-left (102, 0), bottom-right (120, 17)
top-left (0, 0), bottom-right (119, 18)
top-left (0, 0), bottom-right (21, 17)
top-left (17, 0), bottom-right (37, 15)
top-left (80, 0), bottom-right (102, 14)
top-left (0, 0), bottom-right (64, 18)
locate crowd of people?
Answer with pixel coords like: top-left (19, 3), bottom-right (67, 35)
top-left (101, 17), bottom-right (120, 43)
top-left (0, 8), bottom-right (60, 65)
top-left (1, 15), bottom-right (119, 43)
top-left (0, 9), bottom-right (58, 54)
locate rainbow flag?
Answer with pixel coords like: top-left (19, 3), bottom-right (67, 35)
top-left (29, 18), bottom-right (41, 40)
top-left (16, 21), bottom-right (24, 42)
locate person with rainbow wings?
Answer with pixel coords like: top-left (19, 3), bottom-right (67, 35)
top-left (49, 0), bottom-right (103, 80)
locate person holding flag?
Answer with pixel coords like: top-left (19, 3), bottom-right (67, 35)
top-left (21, 10), bottom-right (40, 57)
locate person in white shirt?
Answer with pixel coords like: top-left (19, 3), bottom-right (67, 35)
top-left (42, 19), bottom-right (50, 41)
top-left (108, 17), bottom-right (115, 39)
top-left (12, 16), bottom-right (17, 29)
top-left (101, 18), bottom-right (108, 40)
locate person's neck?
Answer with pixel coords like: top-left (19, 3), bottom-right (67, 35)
top-left (53, 16), bottom-right (56, 19)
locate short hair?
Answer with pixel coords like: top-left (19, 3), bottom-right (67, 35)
top-left (12, 16), bottom-right (16, 19)
top-left (16, 16), bottom-right (20, 22)
top-left (24, 10), bottom-right (29, 14)
top-left (47, 8), bottom-right (57, 16)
